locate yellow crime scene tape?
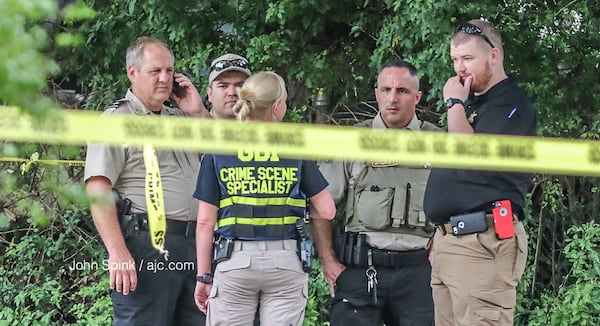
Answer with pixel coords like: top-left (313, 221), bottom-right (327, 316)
top-left (143, 144), bottom-right (169, 259)
top-left (1, 106), bottom-right (599, 176)
top-left (2, 105), bottom-right (598, 254)
top-left (0, 152), bottom-right (85, 174)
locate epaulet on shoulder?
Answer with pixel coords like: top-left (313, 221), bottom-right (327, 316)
top-left (420, 120), bottom-right (444, 132)
top-left (163, 105), bottom-right (181, 115)
top-left (107, 99), bottom-right (128, 110)
top-left (354, 119), bottom-right (374, 129)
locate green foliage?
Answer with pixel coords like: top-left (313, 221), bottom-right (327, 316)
top-left (0, 143), bottom-right (87, 229)
top-left (0, 0), bottom-right (58, 115)
top-left (0, 0), bottom-right (96, 114)
top-left (284, 105), bottom-right (309, 123)
top-left (304, 260), bottom-right (332, 326)
top-left (62, 0), bottom-right (96, 23)
top-left (0, 210), bottom-right (111, 325)
top-left (522, 221), bottom-right (600, 326)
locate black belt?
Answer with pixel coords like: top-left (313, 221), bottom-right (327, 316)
top-left (333, 230), bottom-right (429, 268)
top-left (355, 247), bottom-right (429, 268)
top-left (435, 213), bottom-right (519, 236)
top-left (342, 247), bottom-right (429, 268)
top-left (122, 213), bottom-right (196, 237)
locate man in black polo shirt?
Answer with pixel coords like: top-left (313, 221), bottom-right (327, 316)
top-left (423, 19), bottom-right (536, 326)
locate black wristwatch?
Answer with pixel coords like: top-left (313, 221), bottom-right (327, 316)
top-left (196, 273), bottom-right (213, 284)
top-left (444, 98), bottom-right (464, 110)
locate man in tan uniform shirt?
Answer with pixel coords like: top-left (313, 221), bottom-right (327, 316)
top-left (313, 59), bottom-right (437, 326)
top-left (85, 36), bottom-right (210, 325)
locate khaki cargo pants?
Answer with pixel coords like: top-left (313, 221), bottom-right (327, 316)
top-left (206, 239), bottom-right (308, 326)
top-left (431, 221), bottom-right (528, 326)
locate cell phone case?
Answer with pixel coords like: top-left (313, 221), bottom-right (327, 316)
top-left (493, 200), bottom-right (515, 239)
top-left (450, 211), bottom-right (487, 236)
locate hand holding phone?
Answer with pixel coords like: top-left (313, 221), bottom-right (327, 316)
top-left (173, 79), bottom-right (185, 98)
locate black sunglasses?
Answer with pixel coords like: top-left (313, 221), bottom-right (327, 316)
top-left (210, 59), bottom-right (250, 72)
top-left (455, 23), bottom-right (495, 48)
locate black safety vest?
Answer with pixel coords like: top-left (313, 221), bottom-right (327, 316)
top-left (212, 150), bottom-right (306, 240)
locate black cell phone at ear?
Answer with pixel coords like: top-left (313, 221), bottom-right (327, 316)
top-left (173, 79), bottom-right (185, 98)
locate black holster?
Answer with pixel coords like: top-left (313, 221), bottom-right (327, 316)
top-left (333, 225), bottom-right (347, 263)
top-left (212, 237), bottom-right (233, 266)
top-left (119, 212), bottom-right (139, 239)
top-left (296, 219), bottom-right (314, 273)
top-left (333, 229), bottom-right (368, 266)
top-left (114, 189), bottom-right (136, 239)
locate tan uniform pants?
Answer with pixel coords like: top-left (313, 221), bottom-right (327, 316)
top-left (431, 221), bottom-right (527, 326)
top-left (206, 239), bottom-right (308, 326)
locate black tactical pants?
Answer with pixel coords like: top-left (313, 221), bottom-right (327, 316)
top-left (330, 262), bottom-right (434, 326)
top-left (111, 231), bottom-right (205, 326)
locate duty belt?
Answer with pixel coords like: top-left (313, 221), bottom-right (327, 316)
top-left (334, 230), bottom-right (429, 268)
top-left (363, 247), bottom-right (429, 268)
top-left (121, 213), bottom-right (196, 237)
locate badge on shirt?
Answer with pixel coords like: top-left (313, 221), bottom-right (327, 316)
top-left (467, 111), bottom-right (477, 124)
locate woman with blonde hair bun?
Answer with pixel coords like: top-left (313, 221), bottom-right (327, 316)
top-left (232, 71), bottom-right (288, 122)
top-left (193, 71), bottom-right (336, 325)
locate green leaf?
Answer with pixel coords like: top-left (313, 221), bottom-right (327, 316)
top-left (62, 0), bottom-right (96, 23)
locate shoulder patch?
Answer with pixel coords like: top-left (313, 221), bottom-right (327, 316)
top-left (354, 119), bottom-right (374, 129)
top-left (107, 99), bottom-right (128, 110)
top-left (420, 120), bottom-right (444, 132)
top-left (163, 105), bottom-right (184, 117)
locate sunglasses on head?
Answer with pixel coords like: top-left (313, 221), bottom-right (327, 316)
top-left (210, 59), bottom-right (250, 72)
top-left (455, 23), bottom-right (495, 48)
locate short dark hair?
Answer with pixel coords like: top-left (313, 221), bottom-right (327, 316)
top-left (376, 59), bottom-right (419, 89)
top-left (379, 59), bottom-right (418, 77)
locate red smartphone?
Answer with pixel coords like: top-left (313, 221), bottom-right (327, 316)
top-left (492, 200), bottom-right (515, 239)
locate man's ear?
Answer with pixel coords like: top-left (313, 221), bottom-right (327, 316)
top-left (491, 47), bottom-right (501, 65)
top-left (415, 90), bottom-right (423, 104)
top-left (127, 65), bottom-right (136, 82)
top-left (206, 86), bottom-right (213, 102)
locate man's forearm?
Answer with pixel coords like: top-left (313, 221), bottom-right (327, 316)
top-left (312, 218), bottom-right (338, 263)
top-left (86, 178), bottom-right (128, 254)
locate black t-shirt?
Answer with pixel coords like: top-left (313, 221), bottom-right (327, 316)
top-left (193, 154), bottom-right (329, 206)
top-left (424, 76), bottom-right (537, 223)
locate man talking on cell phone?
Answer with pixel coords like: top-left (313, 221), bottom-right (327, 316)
top-left (423, 19), bottom-right (537, 326)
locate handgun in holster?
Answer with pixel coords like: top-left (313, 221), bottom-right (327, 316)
top-left (114, 189), bottom-right (136, 238)
top-left (212, 237), bottom-right (234, 267)
top-left (296, 218), bottom-right (314, 273)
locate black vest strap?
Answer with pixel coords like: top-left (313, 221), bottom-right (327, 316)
top-left (230, 224), bottom-right (290, 239)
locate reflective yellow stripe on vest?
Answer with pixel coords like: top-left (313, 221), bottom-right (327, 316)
top-left (218, 216), bottom-right (299, 228)
top-left (220, 196), bottom-right (306, 208)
